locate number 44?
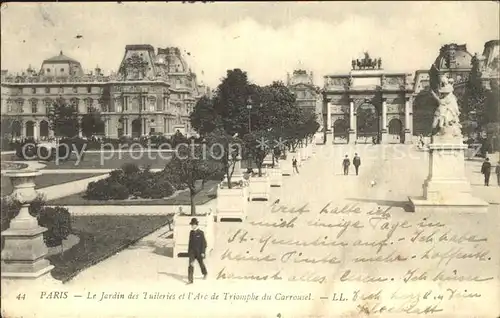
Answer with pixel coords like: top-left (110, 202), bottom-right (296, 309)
top-left (16, 293), bottom-right (26, 300)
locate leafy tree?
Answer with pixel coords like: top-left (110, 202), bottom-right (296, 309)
top-left (190, 69), bottom-right (254, 183)
top-left (1, 116), bottom-right (22, 139)
top-left (47, 98), bottom-right (80, 138)
top-left (189, 96), bottom-right (217, 136)
top-left (170, 130), bottom-right (189, 148)
top-left (81, 107), bottom-right (104, 138)
top-left (166, 143), bottom-right (222, 215)
top-left (213, 69), bottom-right (254, 136)
top-left (205, 128), bottom-right (241, 188)
top-left (243, 130), bottom-right (275, 177)
top-left (463, 57), bottom-right (488, 126)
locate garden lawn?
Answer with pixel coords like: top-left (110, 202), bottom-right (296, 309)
top-left (47, 180), bottom-right (219, 206)
top-left (48, 214), bottom-right (173, 282)
top-left (8, 151), bottom-right (173, 170)
top-left (1, 173), bottom-right (103, 197)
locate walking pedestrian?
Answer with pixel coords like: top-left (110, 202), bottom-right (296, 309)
top-left (495, 160), bottom-right (500, 187)
top-left (481, 158), bottom-right (492, 186)
top-left (353, 153), bottom-right (361, 176)
top-left (187, 218), bottom-right (207, 284)
top-left (342, 155), bottom-right (350, 175)
top-left (292, 157), bottom-right (299, 174)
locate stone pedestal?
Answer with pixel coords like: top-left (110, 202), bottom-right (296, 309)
top-left (409, 139), bottom-right (489, 213)
top-left (263, 154), bottom-right (273, 166)
top-left (216, 186), bottom-right (248, 222)
top-left (281, 155), bottom-right (293, 176)
top-left (268, 166), bottom-right (283, 187)
top-left (380, 129), bottom-right (388, 144)
top-left (249, 175), bottom-right (271, 201)
top-left (1, 170), bottom-right (54, 280)
top-left (404, 129), bottom-right (413, 144)
top-left (348, 129), bottom-right (356, 144)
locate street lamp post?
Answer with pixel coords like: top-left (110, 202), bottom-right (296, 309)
top-left (246, 99), bottom-right (253, 171)
top-left (247, 103), bottom-right (252, 133)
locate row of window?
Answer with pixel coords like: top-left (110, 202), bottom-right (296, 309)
top-left (5, 96), bottom-right (193, 115)
top-left (16, 86), bottom-right (100, 94)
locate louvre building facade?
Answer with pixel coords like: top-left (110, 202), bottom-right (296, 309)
top-left (0, 45), bottom-right (210, 139)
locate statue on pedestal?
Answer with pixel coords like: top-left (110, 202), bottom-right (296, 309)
top-left (430, 76), bottom-right (462, 139)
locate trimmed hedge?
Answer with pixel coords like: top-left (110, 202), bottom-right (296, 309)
top-left (85, 163), bottom-right (178, 200)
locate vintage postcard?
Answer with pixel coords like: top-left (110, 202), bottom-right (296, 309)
top-left (1, 2), bottom-right (499, 317)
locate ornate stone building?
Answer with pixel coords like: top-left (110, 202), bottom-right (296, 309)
top-left (412, 41), bottom-right (499, 136)
top-left (286, 69), bottom-right (322, 118)
top-left (322, 52), bottom-right (414, 144)
top-left (0, 45), bottom-right (209, 139)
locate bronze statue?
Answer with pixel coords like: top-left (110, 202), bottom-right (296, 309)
top-left (352, 59), bottom-right (356, 70)
top-left (377, 58), bottom-right (382, 69)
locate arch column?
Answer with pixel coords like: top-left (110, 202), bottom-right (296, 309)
top-left (322, 96), bottom-right (328, 144)
top-left (33, 121), bottom-right (38, 141)
top-left (348, 99), bottom-right (357, 144)
top-left (380, 98), bottom-right (388, 144)
top-left (78, 116), bottom-right (83, 138)
top-left (404, 96), bottom-right (413, 144)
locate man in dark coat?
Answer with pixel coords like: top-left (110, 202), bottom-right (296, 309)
top-left (292, 157), bottom-right (299, 174)
top-left (496, 160), bottom-right (500, 187)
top-left (481, 158), bottom-right (492, 186)
top-left (187, 218), bottom-right (207, 284)
top-left (353, 153), bottom-right (361, 176)
top-left (342, 155), bottom-right (350, 175)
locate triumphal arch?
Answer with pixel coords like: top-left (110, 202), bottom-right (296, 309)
top-left (322, 53), bottom-right (414, 144)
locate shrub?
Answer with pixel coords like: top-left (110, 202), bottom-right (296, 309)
top-left (121, 163), bottom-right (140, 175)
top-left (85, 163), bottom-right (188, 200)
top-left (171, 131), bottom-right (189, 148)
top-left (85, 178), bottom-right (130, 200)
top-left (38, 207), bottom-right (72, 247)
top-left (15, 139), bottom-right (37, 160)
top-left (1, 195), bottom-right (70, 249)
top-left (142, 175), bottom-right (175, 199)
top-left (38, 144), bottom-right (55, 161)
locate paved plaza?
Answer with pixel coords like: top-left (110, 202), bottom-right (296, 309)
top-left (3, 143), bottom-right (498, 318)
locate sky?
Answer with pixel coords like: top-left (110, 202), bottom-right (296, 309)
top-left (1, 2), bottom-right (499, 88)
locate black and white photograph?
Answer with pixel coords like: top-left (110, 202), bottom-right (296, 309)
top-left (1, 2), bottom-right (499, 317)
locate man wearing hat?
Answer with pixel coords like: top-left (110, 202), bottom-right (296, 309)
top-left (496, 160), bottom-right (500, 187)
top-left (481, 158), bottom-right (492, 186)
top-left (187, 217), bottom-right (208, 284)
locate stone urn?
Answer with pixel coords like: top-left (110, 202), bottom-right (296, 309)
top-left (1, 167), bottom-right (54, 280)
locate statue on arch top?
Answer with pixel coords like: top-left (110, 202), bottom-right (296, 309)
top-left (430, 76), bottom-right (462, 139)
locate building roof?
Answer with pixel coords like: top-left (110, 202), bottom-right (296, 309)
top-left (433, 44), bottom-right (473, 70)
top-left (43, 51), bottom-right (81, 64)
